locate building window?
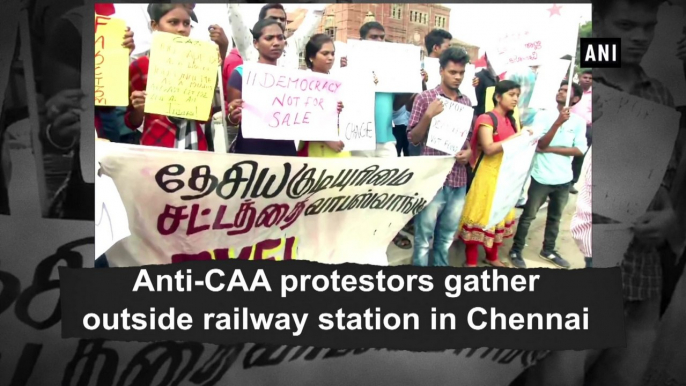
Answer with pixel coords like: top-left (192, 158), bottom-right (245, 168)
top-left (325, 27), bottom-right (336, 39)
top-left (392, 4), bottom-right (402, 20)
top-left (423, 13), bottom-right (428, 25)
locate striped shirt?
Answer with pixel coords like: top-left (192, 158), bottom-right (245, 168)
top-left (407, 85), bottom-right (473, 188)
top-left (595, 69), bottom-right (678, 301)
top-left (571, 155), bottom-right (592, 257)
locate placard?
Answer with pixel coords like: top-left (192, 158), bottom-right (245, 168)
top-left (241, 62), bottom-right (341, 141)
top-left (528, 59), bottom-right (571, 110)
top-left (145, 31), bottom-right (218, 120)
top-left (426, 97), bottom-right (474, 155)
top-left (347, 39), bottom-right (422, 93)
top-left (336, 68), bottom-right (376, 151)
top-left (94, 15), bottom-right (129, 106)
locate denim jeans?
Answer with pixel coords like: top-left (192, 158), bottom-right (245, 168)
top-left (412, 185), bottom-right (467, 266)
top-left (512, 177), bottom-right (571, 253)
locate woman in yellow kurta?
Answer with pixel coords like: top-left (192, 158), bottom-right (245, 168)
top-left (297, 34), bottom-right (348, 158)
top-left (458, 80), bottom-right (533, 267)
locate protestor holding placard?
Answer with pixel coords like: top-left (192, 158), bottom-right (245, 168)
top-left (297, 34), bottom-right (347, 158)
top-left (124, 4), bottom-right (227, 151)
top-left (229, 3), bottom-right (324, 70)
top-left (570, 69), bottom-right (593, 194)
top-left (407, 47), bottom-right (473, 267)
top-left (458, 80), bottom-right (532, 267)
top-left (509, 81), bottom-right (586, 270)
top-left (41, 5), bottom-right (135, 219)
top-left (226, 19), bottom-right (297, 156)
top-left (349, 21), bottom-right (413, 251)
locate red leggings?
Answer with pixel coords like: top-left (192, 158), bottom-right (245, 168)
top-left (465, 243), bottom-right (499, 266)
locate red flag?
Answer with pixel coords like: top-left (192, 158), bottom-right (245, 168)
top-left (95, 3), bottom-right (115, 16)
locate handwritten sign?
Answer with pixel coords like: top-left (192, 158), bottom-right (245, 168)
top-left (528, 59), bottom-right (571, 110)
top-left (145, 31), bottom-right (218, 120)
top-left (426, 97), bottom-right (474, 155)
top-left (94, 15), bottom-right (129, 106)
top-left (486, 132), bottom-right (539, 228)
top-left (336, 68), bottom-right (376, 151)
top-left (487, 29), bottom-right (546, 75)
top-left (593, 83), bottom-right (680, 223)
top-left (241, 62), bottom-right (341, 141)
top-left (347, 39), bottom-right (422, 93)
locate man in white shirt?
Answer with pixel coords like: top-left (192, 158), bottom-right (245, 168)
top-left (228, 3), bottom-right (325, 69)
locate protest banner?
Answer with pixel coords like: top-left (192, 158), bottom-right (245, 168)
top-left (241, 62), bottom-right (342, 141)
top-left (94, 15), bottom-right (129, 107)
top-left (528, 59), bottom-right (571, 110)
top-left (95, 142), bottom-right (452, 267)
top-left (593, 83), bottom-right (680, 224)
top-left (426, 97), bottom-right (474, 155)
top-left (346, 39), bottom-right (422, 93)
top-left (144, 31), bottom-right (218, 121)
top-left (486, 132), bottom-right (539, 229)
top-left (486, 28), bottom-right (546, 75)
top-left (336, 68), bottom-right (376, 151)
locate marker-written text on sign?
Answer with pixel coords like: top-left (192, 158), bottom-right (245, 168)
top-left (426, 97), bottom-right (474, 155)
top-left (241, 62), bottom-right (342, 141)
top-left (144, 32), bottom-right (218, 120)
top-left (94, 15), bottom-right (129, 106)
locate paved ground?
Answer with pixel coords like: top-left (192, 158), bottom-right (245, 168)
top-left (386, 176), bottom-right (586, 270)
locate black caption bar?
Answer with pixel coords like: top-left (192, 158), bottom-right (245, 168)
top-left (60, 260), bottom-right (625, 351)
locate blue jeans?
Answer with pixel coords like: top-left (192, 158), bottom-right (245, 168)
top-left (412, 185), bottom-right (467, 266)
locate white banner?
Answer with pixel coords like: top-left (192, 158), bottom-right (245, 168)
top-left (96, 142), bottom-right (454, 267)
top-left (486, 132), bottom-right (539, 229)
top-left (459, 64), bottom-right (478, 106)
top-left (528, 59), bottom-right (571, 110)
top-left (424, 57), bottom-right (441, 90)
top-left (426, 97), bottom-right (474, 155)
top-left (336, 68), bottom-right (376, 151)
top-left (241, 62), bottom-right (342, 141)
top-left (346, 39), bottom-right (422, 93)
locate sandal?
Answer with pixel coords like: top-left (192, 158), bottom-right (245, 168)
top-left (485, 260), bottom-right (508, 268)
top-left (393, 233), bottom-right (412, 249)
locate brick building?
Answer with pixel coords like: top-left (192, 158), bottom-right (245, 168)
top-left (314, 3), bottom-right (451, 53)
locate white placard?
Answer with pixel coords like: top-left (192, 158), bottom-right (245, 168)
top-left (528, 59), bottom-right (571, 110)
top-left (487, 132), bottom-right (539, 229)
top-left (424, 57), bottom-right (441, 90)
top-left (347, 39), bottom-right (422, 93)
top-left (459, 63), bottom-right (478, 106)
top-left (336, 68), bottom-right (376, 151)
top-left (426, 97), bottom-right (474, 155)
top-left (241, 62), bottom-right (342, 141)
top-left (594, 83), bottom-right (680, 223)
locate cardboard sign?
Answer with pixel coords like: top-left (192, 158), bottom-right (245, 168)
top-left (336, 68), bottom-right (376, 151)
top-left (241, 62), bottom-right (342, 141)
top-left (145, 31), bottom-right (218, 121)
top-left (94, 15), bottom-right (130, 106)
top-left (347, 39), bottom-right (422, 93)
top-left (426, 97), bottom-right (474, 155)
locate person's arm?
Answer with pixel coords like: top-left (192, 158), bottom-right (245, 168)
top-left (124, 59), bottom-right (146, 130)
top-left (228, 4), bottom-right (253, 60)
top-left (544, 118), bottom-right (588, 157)
top-left (407, 94), bottom-right (432, 145)
top-left (537, 109), bottom-right (569, 150)
top-left (289, 5), bottom-right (326, 54)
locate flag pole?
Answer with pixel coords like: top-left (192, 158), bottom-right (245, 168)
top-left (565, 14), bottom-right (583, 108)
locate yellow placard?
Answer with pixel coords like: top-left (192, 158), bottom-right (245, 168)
top-left (145, 31), bottom-right (218, 121)
top-left (485, 86), bottom-right (522, 130)
top-left (94, 15), bottom-right (129, 106)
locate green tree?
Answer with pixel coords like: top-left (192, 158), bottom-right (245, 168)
top-left (575, 21), bottom-right (592, 73)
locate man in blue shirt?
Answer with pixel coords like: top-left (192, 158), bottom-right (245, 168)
top-left (509, 81), bottom-right (587, 269)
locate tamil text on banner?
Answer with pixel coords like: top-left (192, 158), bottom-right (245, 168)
top-left (241, 62), bottom-right (341, 141)
top-left (346, 39), bottom-right (422, 93)
top-left (593, 82), bottom-right (680, 224)
top-left (486, 132), bottom-right (539, 229)
top-left (144, 31), bottom-right (218, 121)
top-left (426, 96), bottom-right (474, 155)
top-left (96, 142), bottom-right (454, 267)
top-left (336, 68), bottom-right (376, 151)
top-left (528, 59), bottom-right (571, 110)
top-left (94, 14), bottom-right (129, 107)
top-left (0, 219), bottom-right (544, 386)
